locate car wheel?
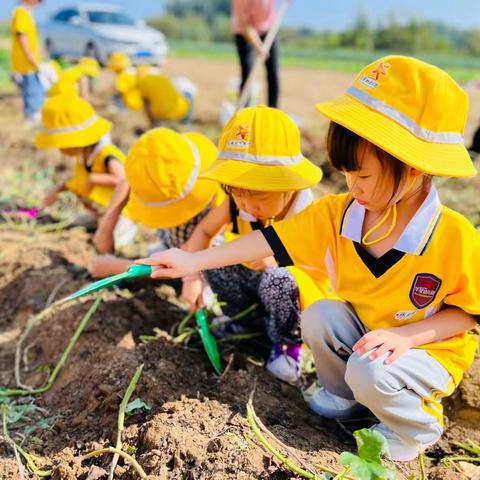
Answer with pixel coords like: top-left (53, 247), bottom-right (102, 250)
top-left (45, 38), bottom-right (59, 59)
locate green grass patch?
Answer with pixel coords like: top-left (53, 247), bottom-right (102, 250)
top-left (170, 40), bottom-right (480, 83)
top-left (0, 47), bottom-right (14, 91)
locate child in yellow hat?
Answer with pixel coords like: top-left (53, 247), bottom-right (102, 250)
top-left (35, 94), bottom-right (130, 228)
top-left (137, 56), bottom-right (480, 461)
top-left (181, 105), bottom-right (331, 383)
top-left (107, 51), bottom-right (131, 74)
top-left (48, 57), bottom-right (100, 101)
top-left (106, 53), bottom-right (151, 112)
top-left (10, 0), bottom-right (45, 121)
top-left (90, 128), bottom-right (224, 289)
top-left (138, 73), bottom-right (196, 127)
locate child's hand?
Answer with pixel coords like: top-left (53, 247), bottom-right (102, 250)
top-left (42, 190), bottom-right (58, 208)
top-left (181, 275), bottom-right (204, 311)
top-left (135, 248), bottom-right (197, 279)
top-left (352, 328), bottom-right (414, 364)
top-left (248, 256), bottom-right (277, 272)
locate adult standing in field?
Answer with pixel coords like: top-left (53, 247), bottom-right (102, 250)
top-left (10, 0), bottom-right (45, 123)
top-left (232, 0), bottom-right (279, 107)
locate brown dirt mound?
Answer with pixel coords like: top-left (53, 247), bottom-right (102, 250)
top-left (0, 227), bottom-right (479, 480)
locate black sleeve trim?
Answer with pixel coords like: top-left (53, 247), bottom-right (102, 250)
top-left (228, 196), bottom-right (239, 234)
top-left (104, 155), bottom-right (120, 168)
top-left (261, 226), bottom-right (293, 267)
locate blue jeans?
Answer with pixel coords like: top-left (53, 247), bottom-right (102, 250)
top-left (20, 72), bottom-right (45, 117)
top-left (182, 91), bottom-right (194, 125)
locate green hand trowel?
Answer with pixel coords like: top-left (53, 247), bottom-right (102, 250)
top-left (195, 308), bottom-right (222, 375)
top-left (68, 264), bottom-right (153, 300)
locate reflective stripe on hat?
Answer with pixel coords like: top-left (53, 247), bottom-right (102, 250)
top-left (347, 86), bottom-right (464, 145)
top-left (132, 137), bottom-right (201, 208)
top-left (40, 114), bottom-right (99, 135)
top-left (217, 150), bottom-right (304, 166)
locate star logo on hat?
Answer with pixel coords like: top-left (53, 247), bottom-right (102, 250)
top-left (235, 125), bottom-right (250, 140)
top-left (371, 62), bottom-right (390, 81)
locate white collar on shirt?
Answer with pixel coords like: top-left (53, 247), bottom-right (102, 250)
top-left (238, 189), bottom-right (313, 222)
top-left (83, 133), bottom-right (112, 167)
top-left (340, 185), bottom-right (442, 256)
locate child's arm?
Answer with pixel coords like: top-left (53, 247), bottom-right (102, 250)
top-left (89, 254), bottom-right (132, 278)
top-left (88, 158), bottom-right (126, 187)
top-left (17, 33), bottom-right (38, 70)
top-left (353, 307), bottom-right (477, 364)
top-left (180, 198), bottom-right (230, 309)
top-left (136, 229), bottom-right (273, 278)
top-left (42, 183), bottom-right (67, 208)
top-left (93, 180), bottom-right (130, 253)
top-left (183, 198), bottom-right (230, 252)
top-left (78, 75), bottom-right (90, 101)
top-left (143, 99), bottom-right (155, 127)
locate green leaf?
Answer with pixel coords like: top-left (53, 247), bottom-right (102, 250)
top-left (339, 429), bottom-right (397, 480)
top-left (126, 445), bottom-right (138, 455)
top-left (38, 418), bottom-right (50, 429)
top-left (125, 398), bottom-right (151, 416)
top-left (356, 429), bottom-right (390, 462)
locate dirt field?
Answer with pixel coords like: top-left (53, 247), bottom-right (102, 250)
top-left (0, 56), bottom-right (480, 479)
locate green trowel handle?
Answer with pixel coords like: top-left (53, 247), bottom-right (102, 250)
top-left (67, 264), bottom-right (154, 300)
top-left (196, 308), bottom-right (223, 375)
top-left (126, 264), bottom-right (153, 277)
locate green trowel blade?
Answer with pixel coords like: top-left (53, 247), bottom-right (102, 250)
top-left (195, 309), bottom-right (222, 375)
top-left (68, 264), bottom-right (153, 300)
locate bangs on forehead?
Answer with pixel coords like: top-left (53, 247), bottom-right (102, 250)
top-left (327, 122), bottom-right (367, 172)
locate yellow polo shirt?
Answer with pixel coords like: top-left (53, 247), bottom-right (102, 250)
top-left (225, 191), bottom-right (336, 310)
top-left (138, 74), bottom-right (189, 121)
top-left (262, 188), bottom-right (480, 385)
top-left (66, 143), bottom-right (126, 208)
top-left (11, 6), bottom-right (40, 74)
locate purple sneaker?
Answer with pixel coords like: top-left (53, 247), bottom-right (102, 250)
top-left (266, 343), bottom-right (302, 383)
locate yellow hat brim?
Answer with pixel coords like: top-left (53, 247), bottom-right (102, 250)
top-left (200, 157), bottom-right (323, 191)
top-left (34, 117), bottom-right (112, 149)
top-left (316, 94), bottom-right (477, 178)
top-left (126, 179), bottom-right (220, 229)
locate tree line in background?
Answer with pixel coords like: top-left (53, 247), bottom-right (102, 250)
top-left (148, 0), bottom-right (480, 55)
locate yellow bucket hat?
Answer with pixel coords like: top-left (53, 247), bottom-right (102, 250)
top-left (79, 57), bottom-right (101, 78)
top-left (316, 55), bottom-right (476, 178)
top-left (125, 128), bottom-right (221, 228)
top-left (35, 95), bottom-right (112, 149)
top-left (201, 105), bottom-right (323, 191)
top-left (107, 51), bottom-right (131, 73)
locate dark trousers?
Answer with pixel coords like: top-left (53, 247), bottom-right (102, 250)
top-left (470, 125), bottom-right (480, 153)
top-left (234, 32), bottom-right (279, 108)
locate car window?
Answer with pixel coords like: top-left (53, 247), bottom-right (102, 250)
top-left (86, 11), bottom-right (136, 25)
top-left (53, 8), bottom-right (79, 22)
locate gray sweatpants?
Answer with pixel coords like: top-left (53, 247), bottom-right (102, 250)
top-left (302, 299), bottom-right (454, 445)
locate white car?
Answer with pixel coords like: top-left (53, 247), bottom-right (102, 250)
top-left (42, 3), bottom-right (168, 66)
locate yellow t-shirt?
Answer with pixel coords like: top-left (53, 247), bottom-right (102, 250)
top-left (115, 71), bottom-right (144, 111)
top-left (225, 191), bottom-right (336, 310)
top-left (263, 189), bottom-right (480, 385)
top-left (48, 66), bottom-right (84, 96)
top-left (138, 74), bottom-right (189, 121)
top-left (66, 143), bottom-right (126, 208)
top-left (11, 6), bottom-right (40, 74)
